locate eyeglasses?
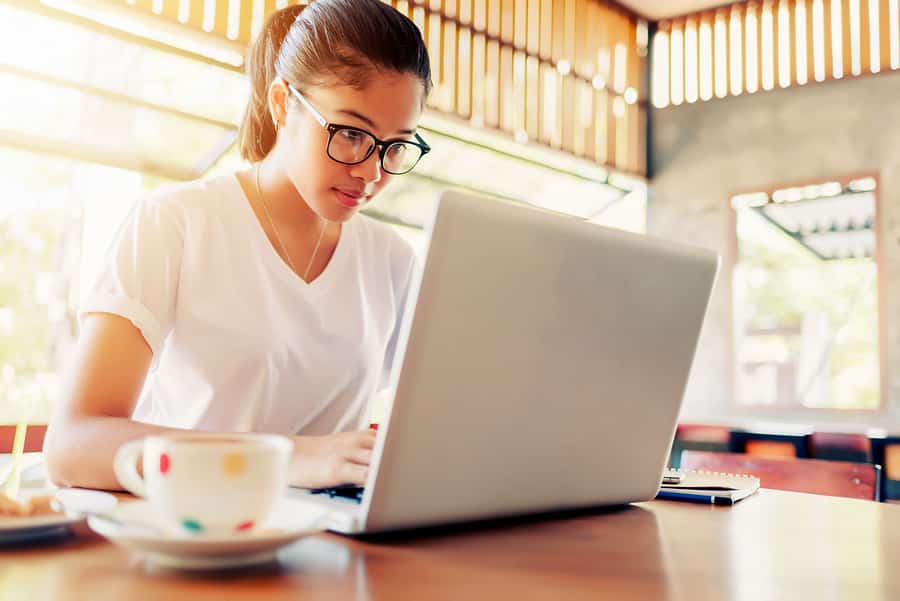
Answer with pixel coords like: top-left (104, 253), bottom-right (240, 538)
top-left (285, 82), bottom-right (431, 175)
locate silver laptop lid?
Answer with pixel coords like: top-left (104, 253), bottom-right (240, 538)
top-left (361, 190), bottom-right (720, 532)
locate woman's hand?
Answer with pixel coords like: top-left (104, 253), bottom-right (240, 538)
top-left (289, 429), bottom-right (377, 488)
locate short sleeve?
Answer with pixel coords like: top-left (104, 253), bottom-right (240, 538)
top-left (79, 194), bottom-right (185, 356)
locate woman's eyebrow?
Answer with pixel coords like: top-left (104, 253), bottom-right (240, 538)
top-left (336, 109), bottom-right (415, 136)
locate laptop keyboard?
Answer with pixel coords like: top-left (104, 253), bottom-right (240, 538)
top-left (310, 485), bottom-right (364, 503)
top-left (308, 468), bottom-right (684, 507)
top-left (310, 470), bottom-right (681, 506)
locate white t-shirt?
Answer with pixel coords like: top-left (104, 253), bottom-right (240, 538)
top-left (81, 173), bottom-right (417, 435)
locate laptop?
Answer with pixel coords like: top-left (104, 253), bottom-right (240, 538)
top-left (289, 189), bottom-right (720, 534)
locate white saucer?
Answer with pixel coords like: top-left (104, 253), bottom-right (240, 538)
top-left (87, 496), bottom-right (329, 570)
top-left (0, 489), bottom-right (118, 543)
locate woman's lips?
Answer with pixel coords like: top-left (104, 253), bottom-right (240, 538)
top-left (333, 188), bottom-right (365, 208)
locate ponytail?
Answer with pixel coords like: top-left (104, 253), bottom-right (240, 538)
top-left (238, 4), bottom-right (305, 162)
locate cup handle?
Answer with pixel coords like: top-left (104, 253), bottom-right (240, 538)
top-left (113, 440), bottom-right (148, 498)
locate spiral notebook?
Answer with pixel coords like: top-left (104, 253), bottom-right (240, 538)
top-left (657, 469), bottom-right (760, 505)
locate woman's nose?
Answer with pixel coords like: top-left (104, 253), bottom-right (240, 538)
top-left (350, 149), bottom-right (383, 184)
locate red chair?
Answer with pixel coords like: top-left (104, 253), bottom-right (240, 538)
top-left (729, 428), bottom-right (812, 458)
top-left (810, 432), bottom-right (870, 463)
top-left (680, 450), bottom-right (881, 501)
top-left (0, 424), bottom-right (47, 454)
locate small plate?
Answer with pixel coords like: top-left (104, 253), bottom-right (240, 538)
top-left (0, 489), bottom-right (118, 543)
top-left (87, 496), bottom-right (329, 570)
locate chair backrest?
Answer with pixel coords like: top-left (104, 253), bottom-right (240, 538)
top-left (0, 424), bottom-right (47, 454)
top-left (729, 429), bottom-right (812, 458)
top-left (811, 432), bottom-right (870, 463)
top-left (680, 450), bottom-right (881, 501)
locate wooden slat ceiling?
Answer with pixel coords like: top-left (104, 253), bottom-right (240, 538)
top-left (653, 0), bottom-right (900, 107)
top-left (103, 0), bottom-right (649, 176)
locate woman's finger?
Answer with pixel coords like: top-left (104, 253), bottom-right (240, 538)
top-left (356, 430), bottom-right (377, 449)
top-left (338, 462), bottom-right (368, 485)
top-left (345, 447), bottom-right (373, 466)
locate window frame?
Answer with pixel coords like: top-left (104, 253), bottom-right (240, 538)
top-left (726, 172), bottom-right (887, 415)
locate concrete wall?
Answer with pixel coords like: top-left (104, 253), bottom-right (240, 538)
top-left (648, 71), bottom-right (900, 431)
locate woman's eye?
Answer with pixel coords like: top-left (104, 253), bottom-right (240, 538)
top-left (341, 130), bottom-right (364, 143)
top-left (387, 144), bottom-right (407, 158)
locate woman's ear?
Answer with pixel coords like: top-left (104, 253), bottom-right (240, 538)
top-left (267, 78), bottom-right (290, 132)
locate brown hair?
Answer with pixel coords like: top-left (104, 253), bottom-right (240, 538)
top-left (239, 0), bottom-right (433, 162)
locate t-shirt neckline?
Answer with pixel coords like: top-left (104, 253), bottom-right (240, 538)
top-left (227, 173), bottom-right (352, 295)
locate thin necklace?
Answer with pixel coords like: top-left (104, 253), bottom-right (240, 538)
top-left (255, 166), bottom-right (328, 282)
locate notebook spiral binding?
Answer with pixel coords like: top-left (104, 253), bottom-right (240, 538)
top-left (665, 467), bottom-right (759, 480)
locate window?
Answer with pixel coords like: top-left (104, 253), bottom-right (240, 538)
top-left (0, 148), bottom-right (161, 425)
top-left (731, 177), bottom-right (882, 410)
top-left (0, 4), bottom-right (244, 180)
top-left (0, 0), bottom-right (249, 428)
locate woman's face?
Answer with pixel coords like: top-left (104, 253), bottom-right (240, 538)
top-left (274, 71), bottom-right (425, 223)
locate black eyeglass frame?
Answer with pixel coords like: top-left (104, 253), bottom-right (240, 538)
top-left (284, 81), bottom-right (431, 175)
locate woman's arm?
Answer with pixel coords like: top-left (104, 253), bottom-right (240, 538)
top-left (45, 314), bottom-right (376, 490)
top-left (44, 313), bottom-right (180, 490)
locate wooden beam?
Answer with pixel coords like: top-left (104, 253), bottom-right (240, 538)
top-left (213, 0), bottom-right (229, 38)
top-left (731, 3), bottom-right (744, 93)
top-left (238, 0), bottom-right (254, 44)
top-left (526, 0), bottom-right (540, 55)
top-left (472, 28), bottom-right (487, 125)
top-left (685, 15), bottom-right (699, 100)
top-left (715, 8), bottom-right (729, 96)
top-left (787, 0), bottom-right (797, 84)
top-left (596, 3), bottom-right (612, 163)
top-left (161, 0), bottom-right (180, 23)
top-left (879, 0), bottom-right (892, 71)
top-left (442, 0), bottom-right (458, 112)
top-left (132, 0), bottom-right (155, 16)
top-left (861, 0), bottom-right (872, 72)
top-left (501, 0), bottom-right (515, 43)
top-left (806, 0), bottom-right (816, 82)
top-left (457, 13), bottom-right (473, 117)
top-left (752, 2), bottom-right (764, 90)
top-left (823, 0), bottom-right (834, 78)
top-left (842, 0), bottom-right (853, 76)
top-left (774, 0), bottom-right (785, 85)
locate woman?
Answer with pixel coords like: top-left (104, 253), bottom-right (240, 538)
top-left (44, 0), bottom-right (432, 490)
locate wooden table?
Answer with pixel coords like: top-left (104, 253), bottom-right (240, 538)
top-left (2, 489), bottom-right (898, 600)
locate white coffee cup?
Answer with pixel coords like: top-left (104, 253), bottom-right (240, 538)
top-left (113, 432), bottom-right (292, 537)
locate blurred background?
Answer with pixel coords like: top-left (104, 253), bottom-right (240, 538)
top-left (0, 0), bottom-right (896, 463)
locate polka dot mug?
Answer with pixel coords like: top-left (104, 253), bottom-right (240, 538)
top-left (113, 433), bottom-right (292, 537)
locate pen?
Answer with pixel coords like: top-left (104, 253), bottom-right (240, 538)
top-left (655, 489), bottom-right (736, 505)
